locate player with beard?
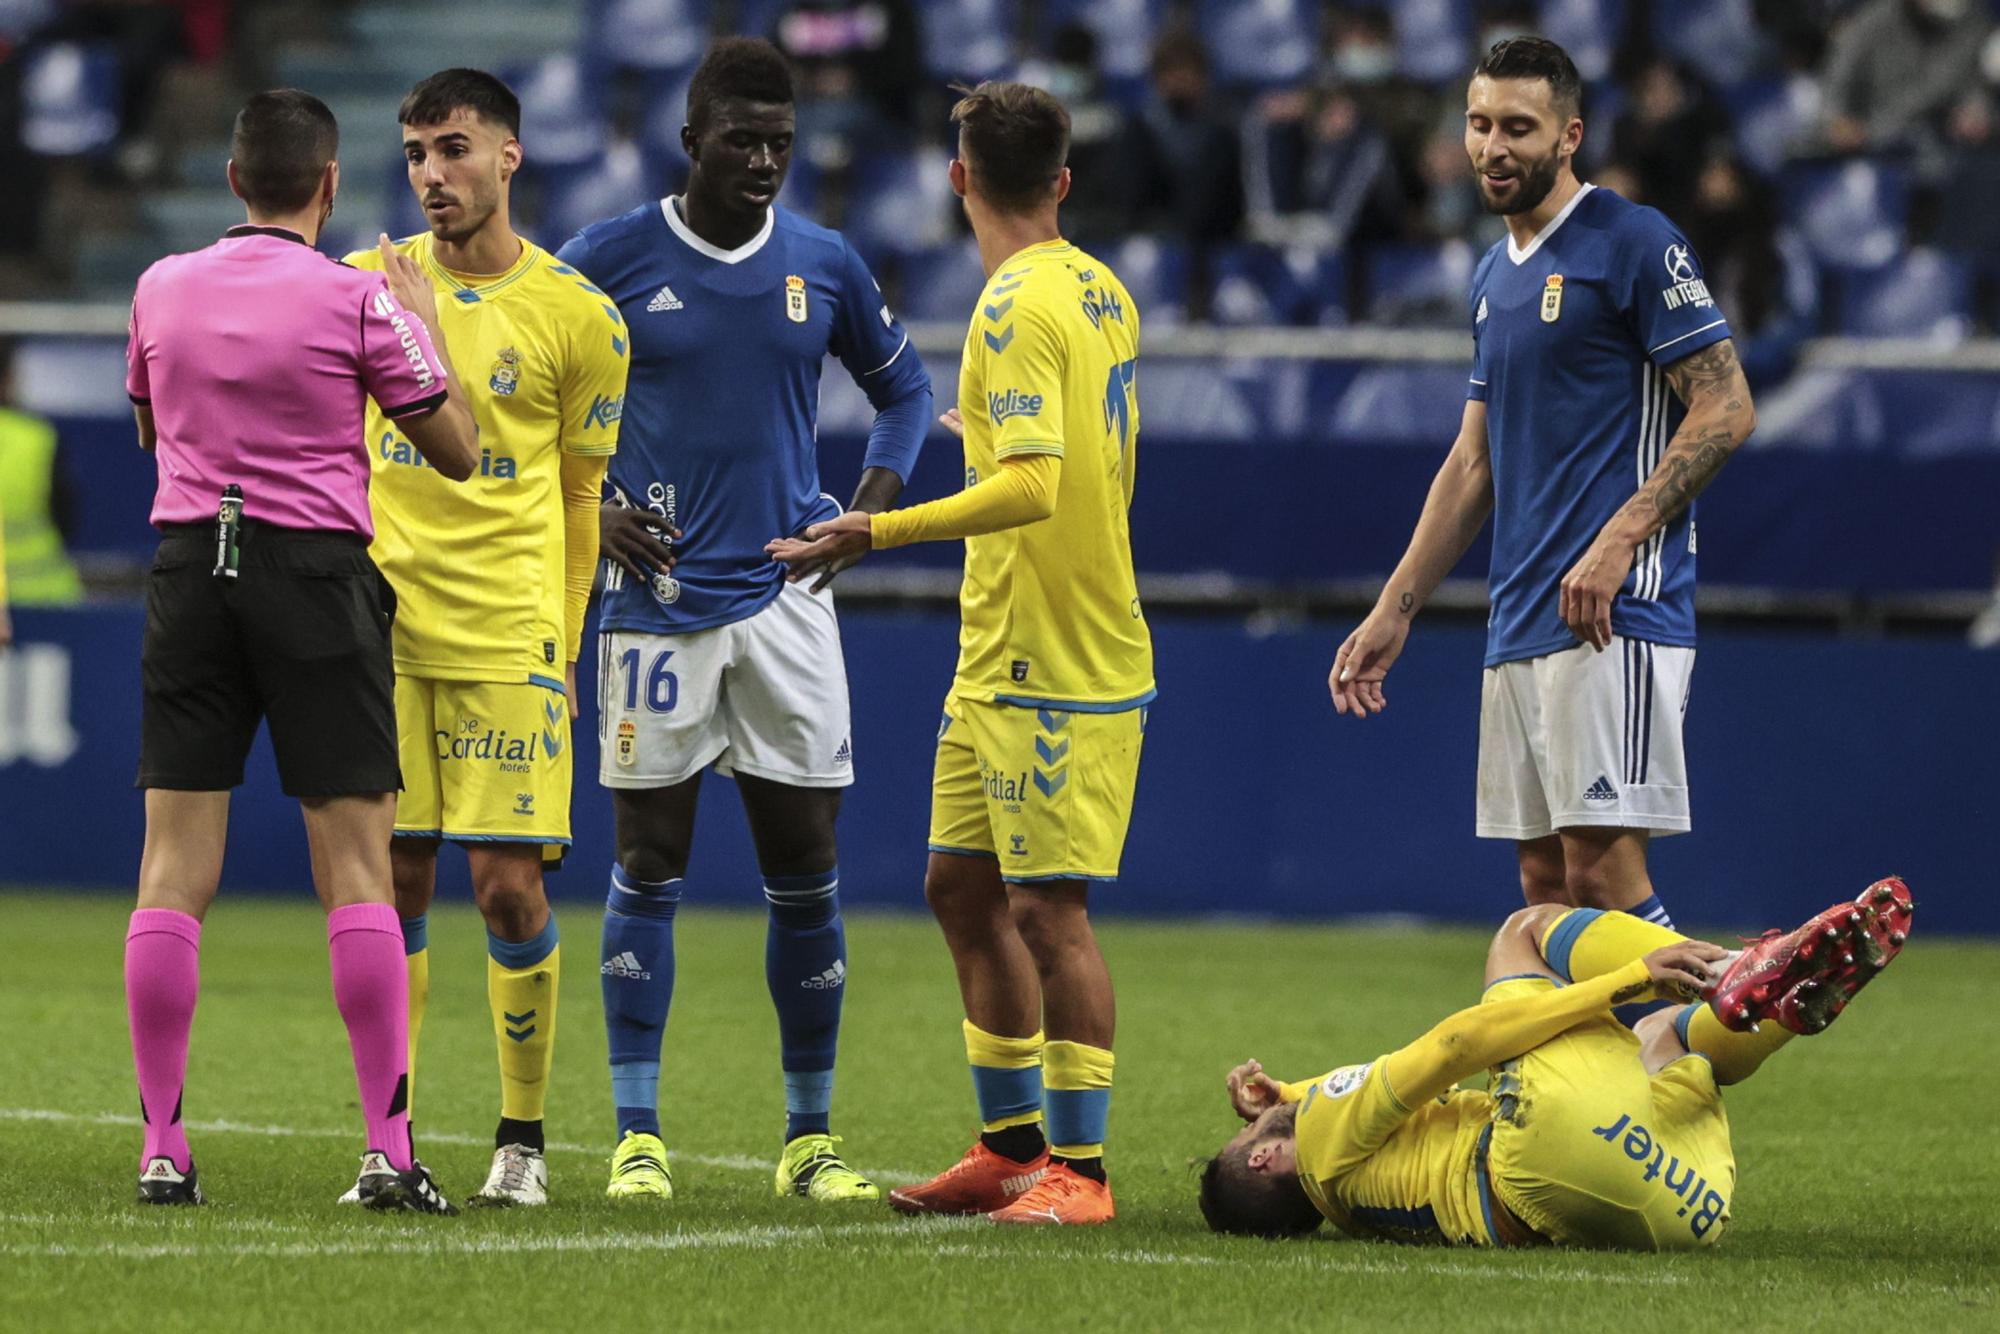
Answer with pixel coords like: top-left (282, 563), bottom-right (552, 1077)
top-left (341, 68), bottom-right (631, 1208)
top-left (1328, 38), bottom-right (1757, 958)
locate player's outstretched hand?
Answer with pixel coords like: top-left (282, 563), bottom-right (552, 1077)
top-left (377, 233), bottom-right (442, 336)
top-left (765, 510), bottom-right (872, 592)
top-left (1329, 608), bottom-right (1410, 718)
top-left (1558, 529), bottom-right (1636, 651)
top-left (1225, 1059), bottom-right (1284, 1122)
top-left (1639, 940), bottom-right (1731, 1003)
top-left (938, 407), bottom-right (964, 438)
top-left (600, 501), bottom-right (679, 586)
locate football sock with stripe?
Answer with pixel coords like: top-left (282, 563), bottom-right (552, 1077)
top-left (1676, 1003), bottom-right (1794, 1085)
top-left (326, 902), bottom-right (414, 1171)
top-left (764, 868), bottom-right (844, 1141)
top-left (125, 908), bottom-right (201, 1173)
top-left (488, 915), bottom-right (559, 1149)
top-left (1043, 1039), bottom-right (1115, 1181)
top-left (1545, 903), bottom-right (1685, 1027)
top-left (400, 913), bottom-right (428, 1117)
top-left (601, 864), bottom-right (679, 1139)
top-left (965, 1020), bottom-right (1047, 1161)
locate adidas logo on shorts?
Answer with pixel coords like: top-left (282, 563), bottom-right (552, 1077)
top-left (802, 960), bottom-right (846, 990)
top-left (601, 950), bottom-right (652, 981)
top-left (833, 738), bottom-right (852, 766)
top-left (1583, 774), bottom-right (1619, 803)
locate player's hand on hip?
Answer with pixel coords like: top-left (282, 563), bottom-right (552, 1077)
top-left (377, 234), bottom-right (442, 334)
top-left (765, 511), bottom-right (871, 590)
top-left (600, 501), bottom-right (679, 585)
top-left (1330, 609), bottom-right (1409, 718)
top-left (1639, 940), bottom-right (1730, 1003)
top-left (1226, 1059), bottom-right (1283, 1121)
top-left (1559, 531), bottom-right (1635, 651)
top-left (938, 407), bottom-right (964, 438)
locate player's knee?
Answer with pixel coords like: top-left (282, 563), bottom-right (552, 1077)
top-left (470, 855), bottom-right (547, 937)
top-left (1010, 892), bottom-right (1088, 963)
top-left (1563, 863), bottom-right (1618, 909)
top-left (923, 859), bottom-right (1000, 930)
top-left (616, 836), bottom-right (688, 885)
top-left (1504, 903), bottom-right (1568, 943)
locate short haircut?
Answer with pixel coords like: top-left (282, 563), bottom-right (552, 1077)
top-left (1474, 35), bottom-right (1583, 120)
top-left (230, 89), bottom-right (339, 214)
top-left (687, 37), bottom-right (795, 133)
top-left (398, 68), bottom-right (521, 137)
top-left (1197, 1146), bottom-right (1325, 1239)
top-left (950, 81), bottom-right (1070, 215)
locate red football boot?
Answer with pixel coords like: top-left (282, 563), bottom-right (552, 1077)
top-left (886, 1141), bottom-right (1049, 1216)
top-left (1703, 877), bottom-right (1915, 1034)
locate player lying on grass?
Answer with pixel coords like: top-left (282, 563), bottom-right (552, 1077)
top-left (1200, 879), bottom-right (1914, 1247)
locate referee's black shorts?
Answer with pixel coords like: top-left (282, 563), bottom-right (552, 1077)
top-left (138, 520), bottom-right (401, 798)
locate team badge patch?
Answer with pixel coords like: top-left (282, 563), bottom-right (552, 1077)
top-left (1540, 274), bottom-right (1564, 323)
top-left (1322, 1064), bottom-right (1371, 1099)
top-left (649, 571), bottom-right (681, 605)
top-left (785, 274), bottom-right (808, 324)
top-left (615, 719), bottom-right (637, 768)
top-left (489, 346), bottom-right (522, 396)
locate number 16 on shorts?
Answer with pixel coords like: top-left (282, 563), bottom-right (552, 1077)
top-left (605, 643), bottom-right (676, 773)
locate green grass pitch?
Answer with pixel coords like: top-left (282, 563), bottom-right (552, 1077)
top-left (3, 889), bottom-right (1996, 1332)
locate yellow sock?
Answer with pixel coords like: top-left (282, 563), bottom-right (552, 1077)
top-left (1680, 1003), bottom-right (1793, 1085)
top-left (488, 920), bottom-right (560, 1124)
top-left (1042, 1039), bottom-right (1115, 1161)
top-left (964, 1020), bottom-right (1045, 1133)
top-left (401, 916), bottom-right (429, 1116)
top-left (1542, 907), bottom-right (1686, 982)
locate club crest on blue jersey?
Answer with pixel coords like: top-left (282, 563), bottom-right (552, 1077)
top-left (786, 274), bottom-right (807, 323)
top-left (1541, 274), bottom-right (1565, 323)
top-left (489, 345), bottom-right (522, 396)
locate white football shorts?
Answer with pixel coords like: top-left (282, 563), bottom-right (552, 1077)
top-left (1476, 635), bottom-right (1694, 841)
top-left (597, 581), bottom-right (853, 790)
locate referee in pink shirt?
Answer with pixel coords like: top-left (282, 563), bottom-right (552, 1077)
top-left (121, 90), bottom-right (477, 1214)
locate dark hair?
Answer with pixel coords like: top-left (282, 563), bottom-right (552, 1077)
top-left (1150, 26), bottom-right (1210, 80)
top-left (950, 81), bottom-right (1070, 215)
top-left (398, 68), bottom-right (521, 137)
top-left (230, 89), bottom-right (339, 214)
top-left (1474, 35), bottom-right (1583, 120)
top-left (1197, 1144), bottom-right (1324, 1239)
top-left (687, 37), bottom-right (795, 133)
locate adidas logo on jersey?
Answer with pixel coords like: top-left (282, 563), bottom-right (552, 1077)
top-left (602, 950), bottom-right (652, 981)
top-left (833, 738), bottom-right (852, 766)
top-left (647, 284), bottom-right (683, 312)
top-left (802, 959), bottom-right (846, 990)
top-left (1476, 296), bottom-right (1489, 323)
top-left (1583, 775), bottom-right (1619, 802)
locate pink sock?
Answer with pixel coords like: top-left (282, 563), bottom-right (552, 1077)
top-left (327, 903), bottom-right (413, 1172)
top-left (125, 909), bottom-right (202, 1173)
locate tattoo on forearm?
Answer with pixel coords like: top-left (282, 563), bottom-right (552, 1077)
top-left (1398, 592), bottom-right (1414, 614)
top-left (1628, 426), bottom-right (1736, 527)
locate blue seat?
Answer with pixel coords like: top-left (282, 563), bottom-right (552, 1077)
top-left (843, 149), bottom-right (957, 261)
top-left (1725, 78), bottom-right (1817, 178)
top-left (1194, 0), bottom-right (1316, 88)
top-left (1784, 159), bottom-right (1909, 268)
top-left (1835, 249), bottom-right (1974, 341)
top-left (0, 0), bottom-right (54, 44)
top-left (892, 241), bottom-right (988, 323)
top-left (508, 55), bottom-right (609, 169)
top-left (1037, 0), bottom-right (1170, 92)
top-left (1395, 0), bottom-right (1473, 83)
top-left (1209, 244), bottom-right (1345, 327)
top-left (922, 0), bottom-right (1016, 84)
top-left (1538, 0), bottom-right (1625, 81)
top-left (588, 0), bottom-right (714, 71)
top-left (1363, 242), bottom-right (1478, 328)
top-left (1650, 0), bottom-right (1764, 87)
top-left (528, 142), bottom-right (659, 248)
top-left (1093, 235), bottom-right (1190, 327)
top-left (19, 42), bottom-right (121, 158)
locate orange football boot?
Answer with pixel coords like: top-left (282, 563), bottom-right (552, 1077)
top-left (987, 1162), bottom-right (1115, 1225)
top-left (886, 1141), bottom-right (1048, 1216)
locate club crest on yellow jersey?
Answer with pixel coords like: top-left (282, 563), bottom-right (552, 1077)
top-left (785, 274), bottom-right (808, 323)
top-left (489, 345), bottom-right (523, 396)
top-left (1541, 274), bottom-right (1565, 323)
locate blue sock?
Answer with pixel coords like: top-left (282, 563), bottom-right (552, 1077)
top-left (601, 864), bottom-right (680, 1139)
top-left (1612, 893), bottom-right (1678, 1028)
top-left (764, 867), bottom-right (843, 1142)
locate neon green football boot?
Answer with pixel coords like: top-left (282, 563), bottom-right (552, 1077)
top-left (774, 1134), bottom-right (879, 1203)
top-left (607, 1131), bottom-right (672, 1201)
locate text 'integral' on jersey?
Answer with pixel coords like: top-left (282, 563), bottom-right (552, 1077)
top-left (556, 199), bottom-right (930, 635)
top-left (126, 226), bottom-right (449, 539)
top-left (1466, 184), bottom-right (1732, 668)
top-left (952, 239), bottom-right (1154, 711)
top-left (347, 233), bottom-right (629, 682)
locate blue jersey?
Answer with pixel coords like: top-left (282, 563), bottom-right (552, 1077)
top-left (557, 199), bottom-right (931, 634)
top-left (1467, 184), bottom-right (1731, 668)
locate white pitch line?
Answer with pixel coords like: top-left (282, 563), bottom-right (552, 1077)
top-left (928, 1241), bottom-right (1691, 1286)
top-left (0, 1107), bottom-right (923, 1185)
top-left (2, 1222), bottom-right (887, 1263)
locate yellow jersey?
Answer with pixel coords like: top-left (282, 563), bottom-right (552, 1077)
top-left (347, 233), bottom-right (629, 682)
top-left (952, 239), bottom-right (1153, 710)
top-left (1294, 1061), bottom-right (1497, 1247)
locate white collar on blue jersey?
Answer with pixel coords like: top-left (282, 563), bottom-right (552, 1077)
top-left (661, 195), bottom-right (775, 264)
top-left (1506, 181), bottom-right (1595, 266)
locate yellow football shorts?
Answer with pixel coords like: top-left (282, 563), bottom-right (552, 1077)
top-left (1480, 977), bottom-right (1736, 1251)
top-left (928, 694), bottom-right (1146, 883)
top-left (394, 675), bottom-right (573, 846)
